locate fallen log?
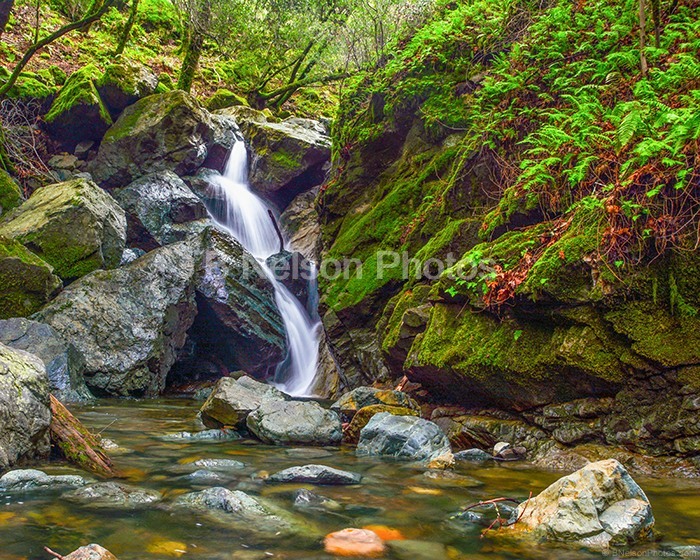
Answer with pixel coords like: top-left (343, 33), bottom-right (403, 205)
top-left (49, 395), bottom-right (114, 477)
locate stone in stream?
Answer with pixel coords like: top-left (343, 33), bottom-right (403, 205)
top-left (324, 528), bottom-right (386, 558)
top-left (0, 344), bottom-right (52, 471)
top-left (65, 482), bottom-right (162, 509)
top-left (293, 488), bottom-right (342, 512)
top-left (246, 400), bottom-right (343, 446)
top-left (63, 544), bottom-right (117, 560)
top-left (0, 318), bottom-right (93, 402)
top-left (0, 177), bottom-right (126, 282)
top-left (191, 458), bottom-right (246, 470)
top-left (356, 413), bottom-right (453, 465)
top-left (511, 459), bottom-right (655, 549)
top-left (267, 464), bottom-right (362, 486)
top-left (161, 429), bottom-right (242, 442)
top-left (332, 386), bottom-right (420, 417)
top-left (388, 540), bottom-right (449, 560)
top-left (453, 448), bottom-right (494, 462)
top-left (0, 469), bottom-right (91, 491)
top-left (111, 171), bottom-right (209, 251)
top-left (173, 487), bottom-right (314, 540)
top-left (344, 404), bottom-right (419, 445)
top-left (199, 376), bottom-right (287, 428)
top-left (185, 469), bottom-right (225, 483)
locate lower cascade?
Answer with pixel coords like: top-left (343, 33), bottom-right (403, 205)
top-left (208, 141), bottom-right (321, 396)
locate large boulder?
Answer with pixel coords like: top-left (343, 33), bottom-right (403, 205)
top-left (90, 90), bottom-right (237, 187)
top-left (0, 236), bottom-right (62, 319)
top-left (199, 375), bottom-right (287, 428)
top-left (32, 236), bottom-right (201, 396)
top-left (266, 250), bottom-right (315, 311)
top-left (0, 178), bottom-right (126, 282)
top-left (112, 171), bottom-right (209, 251)
top-left (0, 318), bottom-right (92, 402)
top-left (218, 107), bottom-right (330, 205)
top-left (96, 61), bottom-right (158, 117)
top-left (0, 343), bottom-right (51, 471)
top-left (194, 228), bottom-right (287, 377)
top-left (344, 404), bottom-right (419, 444)
top-left (44, 65), bottom-right (113, 151)
top-left (512, 459), bottom-right (655, 549)
top-left (356, 413), bottom-right (452, 464)
top-left (246, 400), bottom-right (343, 446)
top-left (280, 188), bottom-right (321, 261)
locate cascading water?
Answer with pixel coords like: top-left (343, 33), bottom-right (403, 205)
top-left (207, 141), bottom-right (321, 397)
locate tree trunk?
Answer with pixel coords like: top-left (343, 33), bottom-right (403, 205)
top-left (0, 0), bottom-right (14, 37)
top-left (115, 0), bottom-right (139, 55)
top-left (638, 0), bottom-right (648, 77)
top-left (176, 0), bottom-right (211, 93)
top-left (49, 395), bottom-right (114, 478)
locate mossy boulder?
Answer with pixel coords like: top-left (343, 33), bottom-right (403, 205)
top-left (6, 75), bottom-right (56, 111)
top-left (217, 106), bottom-right (330, 206)
top-left (206, 88), bottom-right (250, 111)
top-left (44, 65), bottom-right (113, 151)
top-left (0, 342), bottom-right (52, 471)
top-left (331, 386), bottom-right (420, 416)
top-left (0, 169), bottom-right (22, 216)
top-left (0, 178), bottom-right (126, 282)
top-left (0, 236), bottom-right (62, 319)
top-left (90, 90), bottom-right (237, 187)
top-left (97, 61), bottom-right (158, 117)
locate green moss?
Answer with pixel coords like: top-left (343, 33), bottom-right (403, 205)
top-left (7, 76), bottom-right (56, 103)
top-left (206, 88), bottom-right (250, 111)
top-left (45, 64), bottom-right (112, 126)
top-left (48, 65), bottom-right (67, 86)
top-left (0, 169), bottom-right (22, 215)
top-left (380, 285), bottom-right (432, 353)
top-left (98, 63), bottom-right (140, 96)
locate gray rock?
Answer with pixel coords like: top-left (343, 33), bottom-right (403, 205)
top-left (268, 464), bottom-right (361, 485)
top-left (112, 171), bottom-right (209, 250)
top-left (199, 375), bottom-right (287, 428)
top-left (454, 448), bottom-right (494, 462)
top-left (173, 486), bottom-right (311, 539)
top-left (191, 458), bottom-right (245, 470)
top-left (247, 400), bottom-right (342, 446)
top-left (493, 442), bottom-right (510, 455)
top-left (0, 178), bottom-right (126, 282)
top-left (33, 236), bottom-right (202, 396)
top-left (332, 386), bottom-right (420, 415)
top-left (0, 469), bottom-right (91, 491)
top-left (0, 344), bottom-right (51, 471)
top-left (97, 61), bottom-right (158, 115)
top-left (357, 413), bottom-right (452, 464)
top-left (161, 429), bottom-right (241, 442)
top-left (266, 250), bottom-right (315, 311)
top-left (119, 247), bottom-right (145, 265)
top-left (0, 318), bottom-right (92, 402)
top-left (513, 459), bottom-right (655, 549)
top-left (280, 188), bottom-right (321, 261)
top-left (64, 544), bottom-right (117, 560)
top-left (91, 90), bottom-right (237, 188)
top-left (293, 488), bottom-right (342, 512)
top-left (285, 448), bottom-right (334, 459)
top-left (65, 482), bottom-right (161, 509)
top-left (186, 469), bottom-right (225, 483)
top-left (194, 229), bottom-right (287, 377)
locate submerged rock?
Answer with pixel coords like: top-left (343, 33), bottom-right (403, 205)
top-left (268, 464), bottom-right (362, 486)
top-left (0, 344), bottom-right (51, 471)
top-left (246, 400), bottom-right (343, 446)
top-left (512, 459), bottom-right (655, 549)
top-left (65, 482), bottom-right (162, 509)
top-left (112, 171), bottom-right (209, 251)
top-left (161, 429), bottom-right (241, 442)
top-left (293, 488), bottom-right (342, 512)
top-left (64, 544), bottom-right (118, 560)
top-left (0, 318), bottom-right (92, 402)
top-left (356, 413), bottom-right (453, 465)
top-left (199, 376), bottom-right (286, 428)
top-left (191, 458), bottom-right (245, 470)
top-left (388, 540), bottom-right (449, 560)
top-left (453, 448), bottom-right (494, 462)
top-left (91, 90), bottom-right (236, 187)
top-left (0, 469), bottom-right (91, 491)
top-left (0, 178), bottom-right (126, 282)
top-left (324, 528), bottom-right (386, 558)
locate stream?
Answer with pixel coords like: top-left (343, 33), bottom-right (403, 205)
top-left (0, 399), bottom-right (698, 559)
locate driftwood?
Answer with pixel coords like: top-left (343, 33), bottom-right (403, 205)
top-left (49, 395), bottom-right (114, 477)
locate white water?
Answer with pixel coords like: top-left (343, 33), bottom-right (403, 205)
top-left (208, 141), bottom-right (321, 397)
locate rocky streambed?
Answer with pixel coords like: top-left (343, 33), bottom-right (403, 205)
top-left (0, 395), bottom-right (699, 560)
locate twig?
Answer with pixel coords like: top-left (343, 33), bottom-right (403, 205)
top-left (44, 547), bottom-right (66, 560)
top-left (267, 209), bottom-right (285, 253)
top-left (514, 491), bottom-right (533, 524)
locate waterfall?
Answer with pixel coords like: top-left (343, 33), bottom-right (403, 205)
top-left (207, 141), bottom-right (321, 397)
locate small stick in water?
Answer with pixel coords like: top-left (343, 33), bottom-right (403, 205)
top-left (44, 547), bottom-right (66, 560)
top-left (268, 209), bottom-right (285, 253)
